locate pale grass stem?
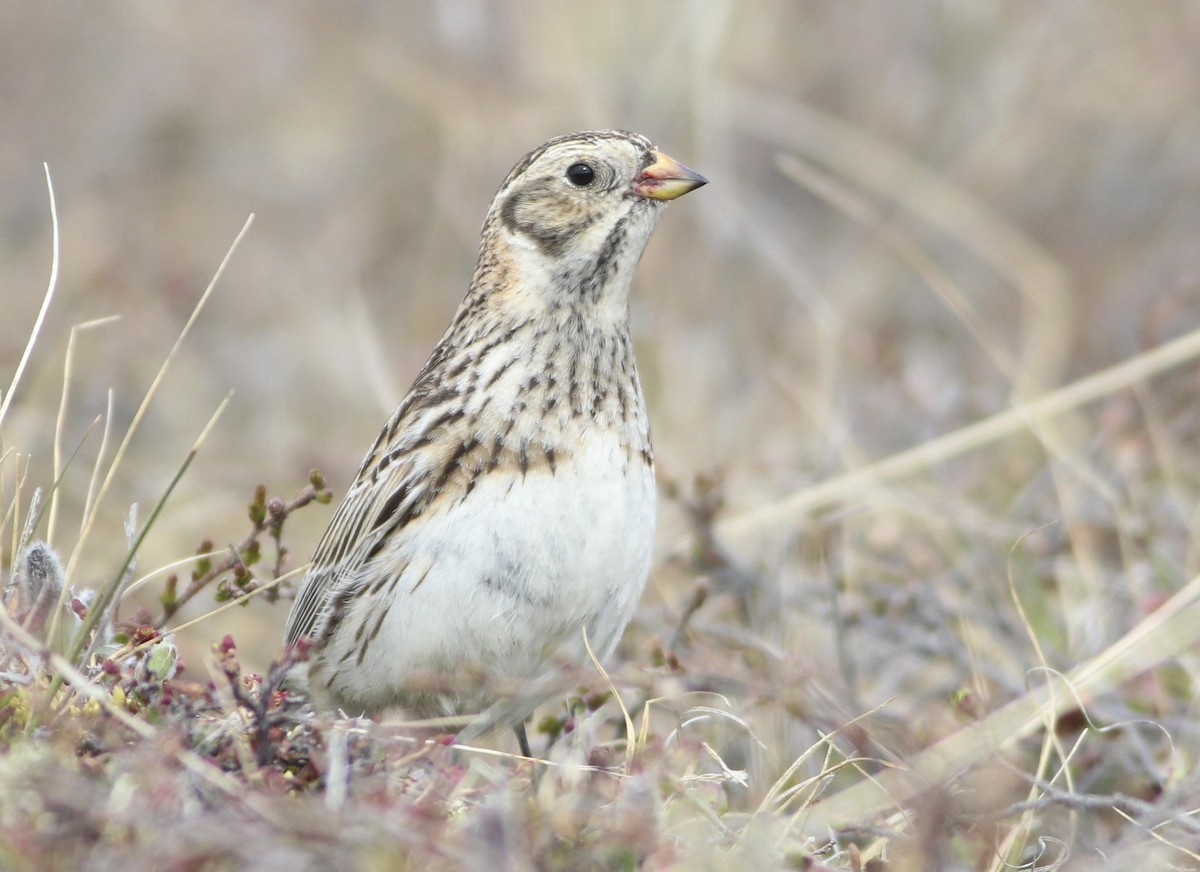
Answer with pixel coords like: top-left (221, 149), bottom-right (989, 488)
top-left (637, 690), bottom-right (733, 757)
top-left (0, 165), bottom-right (59, 432)
top-left (798, 570), bottom-right (1200, 836)
top-left (729, 84), bottom-right (1073, 394)
top-left (762, 697), bottom-right (897, 818)
top-left (64, 215), bottom-right (255, 587)
top-left (776, 152), bottom-right (1017, 384)
top-left (1, 452), bottom-right (28, 567)
top-left (124, 563), bottom-right (308, 660)
top-left (74, 392), bottom-right (234, 666)
top-left (28, 392), bottom-right (235, 729)
top-left (47, 317), bottom-right (121, 546)
top-left (80, 390), bottom-right (114, 539)
top-left (118, 547), bottom-right (227, 600)
top-left (28, 211), bottom-right (252, 710)
top-left (28, 415), bottom-right (103, 545)
top-left (582, 625), bottom-right (637, 771)
top-left (709, 323), bottom-right (1200, 555)
top-left (994, 531), bottom-right (1075, 872)
top-left (43, 408), bottom-right (110, 653)
top-left (1112, 806), bottom-right (1200, 864)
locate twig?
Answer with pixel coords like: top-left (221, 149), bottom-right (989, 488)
top-left (157, 473), bottom-right (330, 626)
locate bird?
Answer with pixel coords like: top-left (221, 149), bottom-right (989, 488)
top-left (284, 130), bottom-right (706, 756)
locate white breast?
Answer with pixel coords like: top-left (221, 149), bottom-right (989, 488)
top-left (321, 429), bottom-right (656, 724)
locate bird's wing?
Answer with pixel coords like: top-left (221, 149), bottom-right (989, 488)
top-left (284, 461), bottom-right (426, 646)
top-left (284, 377), bottom-right (455, 647)
top-left (284, 315), bottom-right (534, 647)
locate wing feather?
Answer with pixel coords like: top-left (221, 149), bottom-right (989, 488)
top-left (284, 312), bottom-right (542, 648)
top-left (284, 451), bottom-right (427, 645)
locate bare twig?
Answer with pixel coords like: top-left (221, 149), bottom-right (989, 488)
top-left (156, 472), bottom-right (331, 626)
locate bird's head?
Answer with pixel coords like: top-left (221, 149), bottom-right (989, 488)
top-left (480, 130), bottom-right (706, 318)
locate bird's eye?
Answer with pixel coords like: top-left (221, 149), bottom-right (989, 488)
top-left (565, 163), bottom-right (596, 187)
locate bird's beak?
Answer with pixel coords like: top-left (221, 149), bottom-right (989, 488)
top-left (634, 150), bottom-right (708, 200)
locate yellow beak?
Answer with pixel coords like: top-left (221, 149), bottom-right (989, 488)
top-left (634, 150), bottom-right (708, 200)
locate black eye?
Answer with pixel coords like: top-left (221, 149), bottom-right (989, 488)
top-left (565, 163), bottom-right (596, 187)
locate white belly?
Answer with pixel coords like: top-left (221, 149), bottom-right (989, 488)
top-left (320, 432), bottom-right (656, 724)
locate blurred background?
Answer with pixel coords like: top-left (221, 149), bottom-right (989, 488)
top-left (2, 0), bottom-right (1199, 739)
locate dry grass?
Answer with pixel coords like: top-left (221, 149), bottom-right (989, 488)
top-left (3, 3), bottom-right (1200, 869)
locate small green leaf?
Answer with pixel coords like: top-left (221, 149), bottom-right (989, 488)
top-left (147, 642), bottom-right (178, 680)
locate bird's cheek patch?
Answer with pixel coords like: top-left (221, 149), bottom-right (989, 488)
top-left (500, 190), bottom-right (569, 258)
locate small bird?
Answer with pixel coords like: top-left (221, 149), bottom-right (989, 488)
top-left (285, 130), bottom-right (706, 754)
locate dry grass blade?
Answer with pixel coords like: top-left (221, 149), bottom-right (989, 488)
top-left (42, 397), bottom-right (113, 654)
top-left (583, 625), bottom-right (636, 771)
top-left (2, 454), bottom-right (30, 568)
top-left (28, 393), bottom-right (235, 730)
top-left (119, 548), bottom-right (226, 599)
top-left (0, 165), bottom-right (59, 432)
top-left (47, 317), bottom-right (121, 545)
top-left (64, 215), bottom-right (255, 586)
top-left (775, 152), bottom-right (1016, 383)
top-left (79, 389), bottom-right (114, 538)
top-left (1111, 807), bottom-right (1200, 864)
top-left (727, 84), bottom-right (1073, 395)
top-left (798, 571), bottom-right (1200, 836)
top-left (760, 697), bottom-right (896, 818)
top-left (70, 392), bottom-right (233, 666)
top-left (19, 417), bottom-right (102, 562)
top-left (999, 529), bottom-right (1081, 870)
top-left (709, 324), bottom-right (1200, 554)
top-left (127, 563), bottom-right (306, 659)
